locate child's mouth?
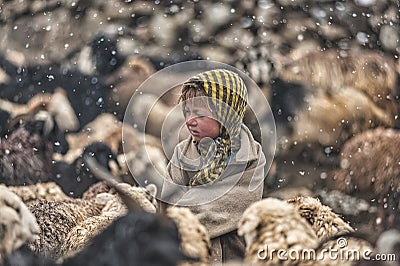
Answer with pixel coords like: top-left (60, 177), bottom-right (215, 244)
top-left (189, 129), bottom-right (200, 137)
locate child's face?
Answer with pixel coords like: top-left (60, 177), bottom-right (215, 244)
top-left (183, 100), bottom-right (220, 142)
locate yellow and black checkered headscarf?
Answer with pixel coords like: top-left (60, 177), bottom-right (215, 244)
top-left (182, 69), bottom-right (248, 186)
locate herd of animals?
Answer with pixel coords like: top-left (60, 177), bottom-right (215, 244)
top-left (0, 32), bottom-right (400, 265)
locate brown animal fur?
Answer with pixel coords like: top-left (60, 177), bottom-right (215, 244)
top-left (166, 207), bottom-right (212, 265)
top-left (7, 182), bottom-right (69, 203)
top-left (0, 116), bottom-right (54, 185)
top-left (328, 127), bottom-right (400, 228)
top-left (287, 196), bottom-right (354, 241)
top-left (26, 198), bottom-right (103, 258)
top-left (238, 198), bottom-right (319, 265)
top-left (328, 127), bottom-right (400, 194)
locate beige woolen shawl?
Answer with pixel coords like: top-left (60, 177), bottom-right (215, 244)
top-left (160, 124), bottom-right (265, 263)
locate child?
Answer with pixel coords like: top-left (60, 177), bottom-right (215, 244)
top-left (160, 69), bottom-right (266, 264)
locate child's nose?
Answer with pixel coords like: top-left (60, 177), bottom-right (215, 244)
top-left (185, 115), bottom-right (197, 126)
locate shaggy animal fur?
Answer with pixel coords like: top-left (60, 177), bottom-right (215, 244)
top-left (0, 185), bottom-right (40, 262)
top-left (63, 156), bottom-right (197, 266)
top-left (237, 198), bottom-right (319, 265)
top-left (60, 192), bottom-right (125, 258)
top-left (287, 196), bottom-right (354, 241)
top-left (166, 207), bottom-right (212, 265)
top-left (83, 181), bottom-right (157, 213)
top-left (81, 181), bottom-right (111, 200)
top-left (58, 183), bottom-right (157, 258)
top-left (7, 182), bottom-right (69, 203)
top-left (60, 215), bottom-right (115, 259)
top-left (0, 117), bottom-right (55, 185)
top-left (328, 127), bottom-right (400, 229)
top-left (26, 199), bottom-right (103, 258)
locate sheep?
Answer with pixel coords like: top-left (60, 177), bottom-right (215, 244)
top-left (66, 113), bottom-right (169, 190)
top-left (237, 197), bottom-right (319, 265)
top-left (0, 88), bottom-right (79, 133)
top-left (59, 192), bottom-right (125, 259)
top-left (60, 214), bottom-right (115, 259)
top-left (277, 50), bottom-right (399, 118)
top-left (3, 209), bottom-right (190, 266)
top-left (274, 49), bottom-right (399, 158)
top-left (287, 196), bottom-right (354, 241)
top-left (102, 124), bottom-right (165, 186)
top-left (89, 33), bottom-right (125, 76)
top-left (0, 46), bottom-right (118, 130)
top-left (26, 198), bottom-right (103, 258)
top-left (121, 141), bottom-right (168, 195)
top-left (105, 56), bottom-right (156, 120)
top-left (60, 182), bottom-right (158, 258)
top-left (7, 182), bottom-right (69, 203)
top-left (0, 185), bottom-right (40, 262)
top-left (316, 190), bottom-right (372, 217)
top-left (57, 156), bottom-right (194, 266)
top-left (166, 207), bottom-right (212, 265)
top-left (61, 210), bottom-right (191, 266)
top-left (81, 181), bottom-right (111, 200)
top-left (56, 113), bottom-right (122, 164)
top-left (82, 159), bottom-right (158, 213)
top-left (287, 85), bottom-right (393, 150)
top-left (52, 141), bottom-right (120, 198)
top-left (327, 127), bottom-right (400, 229)
top-left (0, 96), bottom-right (70, 153)
top-left (0, 111), bottom-right (58, 185)
top-left (25, 180), bottom-right (158, 260)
